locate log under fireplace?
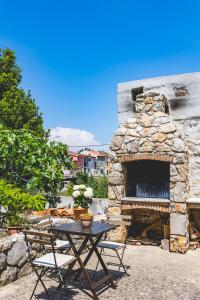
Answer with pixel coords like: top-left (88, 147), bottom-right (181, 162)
top-left (126, 209), bottom-right (170, 246)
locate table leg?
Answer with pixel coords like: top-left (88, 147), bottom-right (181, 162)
top-left (57, 234), bottom-right (89, 289)
top-left (75, 233), bottom-right (103, 280)
top-left (66, 233), bottom-right (99, 300)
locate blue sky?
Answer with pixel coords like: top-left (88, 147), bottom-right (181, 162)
top-left (0, 0), bottom-right (200, 148)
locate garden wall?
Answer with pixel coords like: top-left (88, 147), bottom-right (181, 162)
top-left (58, 196), bottom-right (109, 215)
top-left (0, 217), bottom-right (76, 286)
top-left (0, 233), bottom-right (35, 286)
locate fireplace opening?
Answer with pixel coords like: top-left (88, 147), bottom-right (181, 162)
top-left (124, 160), bottom-right (170, 199)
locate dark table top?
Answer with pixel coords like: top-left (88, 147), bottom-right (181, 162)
top-left (52, 221), bottom-right (117, 237)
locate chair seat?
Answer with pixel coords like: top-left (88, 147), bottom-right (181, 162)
top-left (56, 239), bottom-right (70, 249)
top-left (45, 239), bottom-right (70, 250)
top-left (33, 253), bottom-right (76, 268)
top-left (98, 241), bottom-right (126, 250)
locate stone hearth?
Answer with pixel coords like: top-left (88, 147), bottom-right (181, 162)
top-left (109, 91), bottom-right (190, 253)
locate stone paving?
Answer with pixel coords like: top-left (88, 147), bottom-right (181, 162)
top-left (1, 246), bottom-right (200, 300)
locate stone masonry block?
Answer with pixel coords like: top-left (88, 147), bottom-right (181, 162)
top-left (170, 213), bottom-right (187, 236)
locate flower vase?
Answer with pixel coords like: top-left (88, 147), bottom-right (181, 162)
top-left (73, 207), bottom-right (88, 220)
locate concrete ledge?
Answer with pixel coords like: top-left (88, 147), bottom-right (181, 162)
top-left (121, 197), bottom-right (170, 203)
top-left (186, 197), bottom-right (200, 203)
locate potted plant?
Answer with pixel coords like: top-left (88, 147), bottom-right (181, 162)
top-left (7, 214), bottom-right (25, 235)
top-left (72, 185), bottom-right (93, 220)
top-left (80, 213), bottom-right (93, 228)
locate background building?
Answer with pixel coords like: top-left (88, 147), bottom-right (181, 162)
top-left (66, 150), bottom-right (108, 178)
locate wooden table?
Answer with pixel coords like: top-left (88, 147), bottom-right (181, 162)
top-left (53, 221), bottom-right (117, 299)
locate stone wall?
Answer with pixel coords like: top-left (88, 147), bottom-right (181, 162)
top-left (175, 118), bottom-right (200, 198)
top-left (0, 218), bottom-right (74, 286)
top-left (109, 92), bottom-right (190, 253)
top-left (0, 233), bottom-right (35, 286)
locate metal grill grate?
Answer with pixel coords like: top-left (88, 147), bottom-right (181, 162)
top-left (136, 181), bottom-right (169, 199)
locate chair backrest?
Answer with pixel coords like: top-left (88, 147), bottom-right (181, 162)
top-left (106, 214), bottom-right (132, 227)
top-left (31, 215), bottom-right (53, 231)
top-left (23, 230), bottom-right (58, 268)
top-left (23, 230), bottom-right (56, 246)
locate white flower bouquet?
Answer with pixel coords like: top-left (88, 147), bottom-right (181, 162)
top-left (72, 185), bottom-right (93, 208)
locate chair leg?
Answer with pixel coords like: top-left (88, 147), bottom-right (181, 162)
top-left (57, 259), bottom-right (77, 290)
top-left (30, 277), bottom-right (40, 300)
top-left (93, 248), bottom-right (103, 279)
top-left (118, 247), bottom-right (125, 271)
top-left (115, 249), bottom-right (130, 276)
top-left (121, 247), bottom-right (126, 261)
top-left (30, 268), bottom-right (48, 300)
top-left (65, 247), bottom-right (71, 254)
top-left (58, 268), bottom-right (64, 283)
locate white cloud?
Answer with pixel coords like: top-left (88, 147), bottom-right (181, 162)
top-left (49, 127), bottom-right (100, 149)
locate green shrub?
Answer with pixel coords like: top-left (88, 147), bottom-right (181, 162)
top-left (75, 172), bottom-right (90, 185)
top-left (0, 179), bottom-right (46, 226)
top-left (91, 176), bottom-right (108, 198)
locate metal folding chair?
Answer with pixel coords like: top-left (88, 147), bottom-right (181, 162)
top-left (94, 214), bottom-right (132, 276)
top-left (31, 215), bottom-right (72, 254)
top-left (23, 230), bottom-right (76, 300)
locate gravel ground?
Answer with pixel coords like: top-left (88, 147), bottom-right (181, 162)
top-left (1, 246), bottom-right (200, 300)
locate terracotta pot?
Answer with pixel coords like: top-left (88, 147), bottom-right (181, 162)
top-left (7, 226), bottom-right (22, 235)
top-left (80, 215), bottom-right (93, 228)
top-left (73, 207), bottom-right (88, 220)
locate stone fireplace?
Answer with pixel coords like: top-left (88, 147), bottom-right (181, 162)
top-left (109, 77), bottom-right (197, 252)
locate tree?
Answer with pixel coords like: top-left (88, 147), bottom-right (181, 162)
top-left (0, 48), bottom-right (45, 136)
top-left (0, 49), bottom-right (72, 207)
top-left (0, 48), bottom-right (21, 96)
top-left (0, 129), bottom-right (72, 207)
